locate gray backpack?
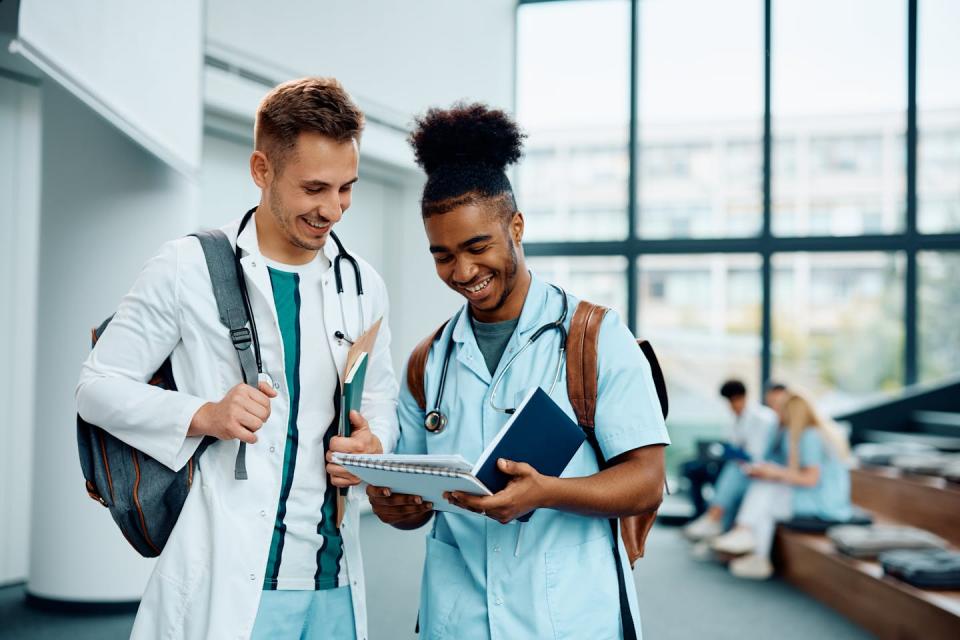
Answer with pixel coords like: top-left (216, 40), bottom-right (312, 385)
top-left (78, 230), bottom-right (258, 557)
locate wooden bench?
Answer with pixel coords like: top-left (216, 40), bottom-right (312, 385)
top-left (772, 466), bottom-right (960, 639)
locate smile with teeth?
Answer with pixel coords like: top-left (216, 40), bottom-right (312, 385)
top-left (303, 218), bottom-right (328, 231)
top-left (464, 275), bottom-right (493, 294)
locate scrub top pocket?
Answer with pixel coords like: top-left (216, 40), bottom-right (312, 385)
top-left (545, 535), bottom-right (622, 640)
top-left (421, 535), bottom-right (470, 639)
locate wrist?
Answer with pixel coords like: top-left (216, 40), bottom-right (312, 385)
top-left (188, 402), bottom-right (213, 437)
top-left (539, 475), bottom-right (562, 510)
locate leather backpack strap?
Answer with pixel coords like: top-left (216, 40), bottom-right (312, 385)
top-left (406, 320), bottom-right (450, 411)
top-left (565, 300), bottom-right (609, 429)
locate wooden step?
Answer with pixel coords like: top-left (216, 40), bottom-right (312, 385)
top-left (851, 467), bottom-right (960, 546)
top-left (774, 528), bottom-right (960, 640)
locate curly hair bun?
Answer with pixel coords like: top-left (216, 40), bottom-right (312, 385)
top-left (409, 102), bottom-right (525, 175)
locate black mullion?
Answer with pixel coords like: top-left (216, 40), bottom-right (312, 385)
top-left (761, 0), bottom-right (774, 387)
top-left (904, 0), bottom-right (919, 385)
top-left (627, 0), bottom-right (639, 333)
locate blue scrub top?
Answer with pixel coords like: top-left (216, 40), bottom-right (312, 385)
top-left (398, 274), bottom-right (670, 640)
top-left (767, 428), bottom-right (852, 521)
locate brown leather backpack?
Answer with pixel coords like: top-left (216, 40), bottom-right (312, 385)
top-left (406, 299), bottom-right (669, 566)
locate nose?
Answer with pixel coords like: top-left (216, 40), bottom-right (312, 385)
top-left (321, 193), bottom-right (344, 224)
top-left (452, 257), bottom-right (478, 285)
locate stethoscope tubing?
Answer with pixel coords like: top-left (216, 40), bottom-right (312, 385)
top-left (425, 284), bottom-right (568, 431)
top-left (235, 206), bottom-right (364, 374)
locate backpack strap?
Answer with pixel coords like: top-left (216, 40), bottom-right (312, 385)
top-left (566, 301), bottom-right (608, 428)
top-left (565, 300), bottom-right (637, 640)
top-left (192, 229), bottom-right (257, 480)
top-left (407, 320), bottom-right (451, 411)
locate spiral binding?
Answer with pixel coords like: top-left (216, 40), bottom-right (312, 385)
top-left (338, 455), bottom-right (465, 479)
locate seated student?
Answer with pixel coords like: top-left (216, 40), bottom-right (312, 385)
top-left (681, 379), bottom-right (779, 524)
top-left (364, 103), bottom-right (669, 640)
top-left (764, 381), bottom-right (789, 413)
top-left (710, 391), bottom-right (852, 579)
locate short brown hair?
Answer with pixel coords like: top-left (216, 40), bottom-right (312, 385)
top-left (254, 77), bottom-right (364, 169)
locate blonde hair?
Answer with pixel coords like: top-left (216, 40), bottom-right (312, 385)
top-left (781, 391), bottom-right (850, 469)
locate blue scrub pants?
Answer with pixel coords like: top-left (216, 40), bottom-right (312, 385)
top-left (251, 586), bottom-right (356, 640)
top-left (711, 463), bottom-right (751, 530)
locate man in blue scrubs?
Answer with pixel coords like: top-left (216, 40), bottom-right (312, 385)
top-left (366, 103), bottom-right (670, 639)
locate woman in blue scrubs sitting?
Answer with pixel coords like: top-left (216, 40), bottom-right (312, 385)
top-left (711, 391), bottom-right (852, 579)
top-left (365, 103), bottom-right (670, 639)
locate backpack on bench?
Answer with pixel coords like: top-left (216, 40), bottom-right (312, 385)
top-left (77, 229), bottom-right (257, 557)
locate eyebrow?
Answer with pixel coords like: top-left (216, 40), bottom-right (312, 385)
top-left (301, 176), bottom-right (360, 188)
top-left (429, 235), bottom-right (493, 254)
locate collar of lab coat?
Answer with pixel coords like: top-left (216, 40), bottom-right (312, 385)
top-left (235, 207), bottom-right (340, 266)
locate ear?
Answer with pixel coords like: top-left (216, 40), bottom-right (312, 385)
top-left (510, 211), bottom-right (525, 245)
top-left (250, 150), bottom-right (272, 189)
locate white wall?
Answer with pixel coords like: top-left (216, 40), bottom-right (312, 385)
top-left (0, 72), bottom-right (41, 587)
top-left (27, 81), bottom-right (198, 601)
top-left (6, 0), bottom-right (514, 610)
top-left (206, 0), bottom-right (517, 125)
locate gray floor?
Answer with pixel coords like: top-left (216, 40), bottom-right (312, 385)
top-left (0, 524), bottom-right (875, 640)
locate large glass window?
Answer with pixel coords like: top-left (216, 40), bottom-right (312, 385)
top-left (772, 0), bottom-right (906, 237)
top-left (528, 256), bottom-right (628, 318)
top-left (919, 252), bottom-right (960, 382)
top-left (518, 1), bottom-right (960, 474)
top-left (772, 252), bottom-right (904, 412)
top-left (918, 0), bottom-right (960, 234)
top-left (516, 0), bottom-right (630, 241)
top-left (637, 0), bottom-right (763, 239)
top-left (637, 254), bottom-right (762, 468)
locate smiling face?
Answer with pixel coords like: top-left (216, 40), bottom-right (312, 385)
top-left (424, 201), bottom-right (531, 323)
top-left (251, 131), bottom-right (359, 264)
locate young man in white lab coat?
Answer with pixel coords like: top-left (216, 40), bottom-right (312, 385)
top-left (76, 77), bottom-right (398, 640)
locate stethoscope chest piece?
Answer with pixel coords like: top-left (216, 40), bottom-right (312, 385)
top-left (424, 410), bottom-right (447, 433)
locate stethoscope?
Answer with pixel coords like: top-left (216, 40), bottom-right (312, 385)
top-left (235, 206), bottom-right (366, 388)
top-left (423, 284), bottom-right (569, 433)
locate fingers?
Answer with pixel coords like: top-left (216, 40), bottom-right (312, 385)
top-left (230, 424), bottom-right (258, 445)
top-left (366, 487), bottom-right (434, 520)
top-left (366, 486), bottom-right (428, 507)
top-left (348, 410), bottom-right (369, 431)
top-left (497, 458), bottom-right (534, 476)
top-left (445, 491), bottom-right (494, 514)
top-left (326, 463), bottom-right (361, 487)
top-left (328, 431), bottom-right (381, 454)
top-left (257, 380), bottom-right (278, 398)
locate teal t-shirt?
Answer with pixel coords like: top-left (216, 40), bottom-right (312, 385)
top-left (471, 315), bottom-right (520, 376)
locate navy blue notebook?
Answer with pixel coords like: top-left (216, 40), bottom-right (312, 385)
top-left (473, 387), bottom-right (586, 519)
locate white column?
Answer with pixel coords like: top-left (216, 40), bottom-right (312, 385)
top-left (0, 73), bottom-right (42, 588)
top-left (26, 82), bottom-right (198, 602)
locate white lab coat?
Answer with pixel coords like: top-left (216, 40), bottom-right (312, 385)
top-left (76, 213), bottom-right (399, 640)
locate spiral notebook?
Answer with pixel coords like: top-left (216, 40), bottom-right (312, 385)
top-left (332, 387), bottom-right (586, 516)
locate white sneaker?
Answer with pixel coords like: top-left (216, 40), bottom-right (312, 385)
top-left (729, 554), bottom-right (774, 580)
top-left (711, 527), bottom-right (757, 555)
top-left (683, 514), bottom-right (724, 541)
top-left (690, 540), bottom-right (715, 562)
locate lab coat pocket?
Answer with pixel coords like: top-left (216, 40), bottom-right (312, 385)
top-left (545, 535), bottom-right (621, 640)
top-left (421, 535), bottom-right (469, 639)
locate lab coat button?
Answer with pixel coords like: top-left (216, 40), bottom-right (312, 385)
top-left (269, 446), bottom-right (276, 453)
top-left (251, 261), bottom-right (257, 268)
top-left (260, 510), bottom-right (266, 517)
top-left (273, 382), bottom-right (280, 389)
top-left (495, 597), bottom-right (503, 606)
top-left (492, 544), bottom-right (501, 553)
top-left (249, 574), bottom-right (255, 581)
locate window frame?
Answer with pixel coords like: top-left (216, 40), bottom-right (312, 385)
top-left (517, 0), bottom-right (960, 388)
